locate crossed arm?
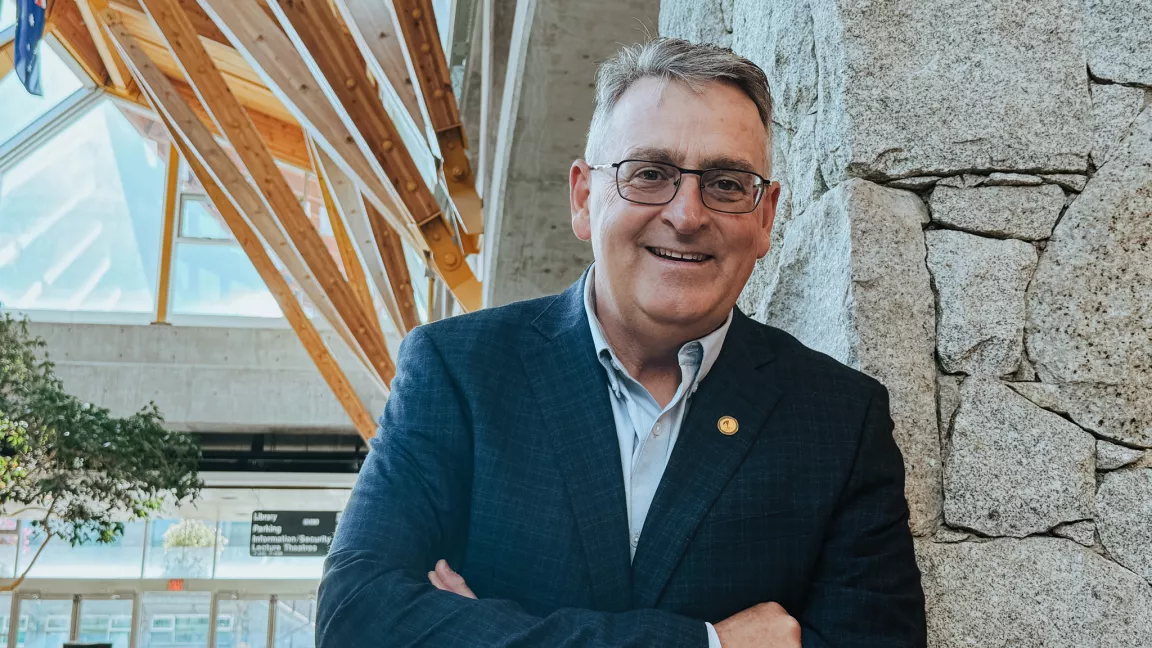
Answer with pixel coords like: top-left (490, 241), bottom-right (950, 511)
top-left (315, 328), bottom-right (926, 647)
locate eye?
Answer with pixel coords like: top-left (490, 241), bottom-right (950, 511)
top-left (708, 175), bottom-right (747, 193)
top-left (632, 166), bottom-right (674, 182)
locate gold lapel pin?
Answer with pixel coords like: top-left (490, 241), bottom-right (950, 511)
top-left (718, 416), bottom-right (739, 435)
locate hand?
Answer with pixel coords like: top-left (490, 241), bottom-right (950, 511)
top-left (427, 559), bottom-right (477, 599)
top-left (714, 602), bottom-right (801, 648)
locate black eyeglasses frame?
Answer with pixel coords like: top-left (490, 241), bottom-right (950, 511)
top-left (590, 159), bottom-right (770, 214)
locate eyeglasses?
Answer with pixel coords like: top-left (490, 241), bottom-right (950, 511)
top-left (590, 159), bottom-right (769, 214)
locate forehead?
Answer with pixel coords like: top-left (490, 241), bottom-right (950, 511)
top-left (604, 77), bottom-right (769, 172)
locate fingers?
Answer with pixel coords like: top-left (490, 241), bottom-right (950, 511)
top-left (426, 559), bottom-right (478, 599)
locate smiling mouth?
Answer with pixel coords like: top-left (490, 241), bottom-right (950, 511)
top-left (647, 247), bottom-right (713, 263)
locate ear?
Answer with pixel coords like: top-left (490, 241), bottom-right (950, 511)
top-left (755, 181), bottom-right (782, 258)
top-left (570, 159), bottom-right (593, 241)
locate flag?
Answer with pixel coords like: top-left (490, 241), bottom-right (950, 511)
top-left (14, 0), bottom-right (48, 97)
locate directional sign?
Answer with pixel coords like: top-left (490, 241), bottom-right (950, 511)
top-left (250, 511), bottom-right (339, 557)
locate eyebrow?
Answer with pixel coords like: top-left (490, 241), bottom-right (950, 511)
top-left (623, 147), bottom-right (761, 175)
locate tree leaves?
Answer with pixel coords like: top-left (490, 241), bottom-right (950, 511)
top-left (0, 310), bottom-right (202, 555)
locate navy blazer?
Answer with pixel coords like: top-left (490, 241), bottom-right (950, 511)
top-left (318, 275), bottom-right (926, 647)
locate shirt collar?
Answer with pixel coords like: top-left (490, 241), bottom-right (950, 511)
top-left (583, 264), bottom-right (733, 397)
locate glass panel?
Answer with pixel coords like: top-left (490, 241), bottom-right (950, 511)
top-left (139, 592), bottom-right (212, 648)
top-left (180, 198), bottom-right (232, 240)
top-left (0, 593), bottom-right (10, 648)
top-left (17, 521), bottom-right (146, 578)
top-left (0, 100), bottom-right (168, 313)
top-left (144, 519), bottom-right (220, 579)
top-left (170, 243), bottom-right (281, 317)
top-left (78, 598), bottom-right (134, 648)
top-left (16, 598), bottom-right (73, 648)
top-left (214, 522), bottom-right (324, 580)
top-left (0, 518), bottom-right (18, 578)
top-left (0, 0), bottom-right (15, 32)
top-left (0, 43), bottom-right (86, 146)
top-left (215, 599), bottom-right (269, 648)
top-left (273, 600), bottom-right (315, 648)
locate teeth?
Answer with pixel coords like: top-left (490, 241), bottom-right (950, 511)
top-left (651, 247), bottom-right (708, 262)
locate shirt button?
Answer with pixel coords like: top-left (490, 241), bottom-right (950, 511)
top-left (631, 533), bottom-right (640, 548)
top-left (653, 424), bottom-right (662, 437)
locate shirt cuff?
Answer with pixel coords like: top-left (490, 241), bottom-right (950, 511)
top-left (705, 621), bottom-right (722, 648)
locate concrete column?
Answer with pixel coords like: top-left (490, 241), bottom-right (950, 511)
top-left (481, 0), bottom-right (659, 306)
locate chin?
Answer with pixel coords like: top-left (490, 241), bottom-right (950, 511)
top-left (637, 294), bottom-right (721, 328)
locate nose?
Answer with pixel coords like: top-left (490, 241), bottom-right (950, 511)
top-left (660, 175), bottom-right (707, 235)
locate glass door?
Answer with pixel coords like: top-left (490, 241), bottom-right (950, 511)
top-left (77, 595), bottom-right (134, 648)
top-left (13, 595), bottom-right (73, 648)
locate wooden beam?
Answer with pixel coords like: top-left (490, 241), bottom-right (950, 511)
top-left (168, 112), bottom-right (379, 440)
top-left (49, 0), bottom-right (110, 86)
top-left (195, 0), bottom-right (426, 254)
top-left (77, 0), bottom-right (135, 91)
top-left (336, 0), bottom-right (483, 242)
top-left (366, 197), bottom-right (423, 332)
top-left (110, 0), bottom-right (229, 47)
top-left (314, 146), bottom-right (412, 337)
top-left (153, 143), bottom-right (181, 323)
top-left (329, 0), bottom-right (429, 140)
top-left (137, 0), bottom-right (395, 382)
top-left (266, 0), bottom-right (481, 311)
top-left (107, 77), bottom-right (310, 169)
top-left (104, 14), bottom-right (393, 390)
top-left (0, 39), bottom-right (14, 80)
top-left (310, 139), bottom-right (379, 336)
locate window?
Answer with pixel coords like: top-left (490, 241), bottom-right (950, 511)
top-left (169, 160), bottom-right (338, 321)
top-left (144, 519), bottom-right (221, 579)
top-left (0, 100), bottom-right (169, 314)
top-left (16, 598), bottom-right (73, 648)
top-left (0, 0), bottom-right (15, 32)
top-left (273, 599), bottom-right (316, 648)
top-left (0, 38), bottom-right (87, 148)
top-left (17, 521), bottom-right (146, 579)
top-left (77, 598), bottom-right (134, 648)
top-left (0, 594), bottom-right (9, 648)
top-left (216, 598), bottom-right (269, 648)
top-left (138, 593), bottom-right (212, 648)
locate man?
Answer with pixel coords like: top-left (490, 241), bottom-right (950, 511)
top-left (318, 38), bottom-right (926, 647)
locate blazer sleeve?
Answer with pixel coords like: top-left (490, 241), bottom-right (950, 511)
top-left (799, 384), bottom-right (928, 648)
top-left (316, 326), bottom-right (710, 648)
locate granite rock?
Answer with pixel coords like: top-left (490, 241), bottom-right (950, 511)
top-left (929, 184), bottom-right (1065, 241)
top-left (658, 0), bottom-right (734, 48)
top-left (944, 378), bottom-right (1095, 537)
top-left (1006, 381), bottom-right (1068, 415)
top-left (1097, 440), bottom-right (1146, 471)
top-left (917, 537), bottom-right (1152, 647)
top-left (1039, 173), bottom-right (1088, 192)
top-left (927, 231), bottom-right (1037, 376)
top-left (820, 0), bottom-right (1091, 179)
top-left (1027, 106), bottom-right (1152, 448)
top-left (1052, 520), bottom-right (1096, 547)
top-left (1090, 82), bottom-right (1146, 167)
top-left (1084, 0), bottom-right (1152, 85)
top-left (1096, 469), bottom-right (1152, 584)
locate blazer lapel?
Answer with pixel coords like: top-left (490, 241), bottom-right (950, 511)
top-left (518, 275), bottom-right (633, 612)
top-left (631, 311), bottom-right (784, 608)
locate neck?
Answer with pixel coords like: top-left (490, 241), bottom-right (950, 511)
top-left (591, 275), bottom-right (726, 401)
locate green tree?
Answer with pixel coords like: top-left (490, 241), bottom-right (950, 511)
top-left (0, 311), bottom-right (201, 589)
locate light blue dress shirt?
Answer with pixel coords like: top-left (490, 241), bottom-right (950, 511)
top-left (583, 267), bottom-right (732, 648)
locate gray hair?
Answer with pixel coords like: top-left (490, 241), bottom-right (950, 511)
top-left (584, 38), bottom-right (773, 166)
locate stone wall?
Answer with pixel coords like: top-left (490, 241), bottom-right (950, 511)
top-left (661, 0), bottom-right (1152, 644)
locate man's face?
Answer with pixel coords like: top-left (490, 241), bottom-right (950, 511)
top-left (570, 77), bottom-right (780, 333)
